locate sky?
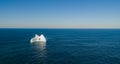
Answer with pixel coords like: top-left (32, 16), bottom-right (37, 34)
top-left (0, 0), bottom-right (120, 28)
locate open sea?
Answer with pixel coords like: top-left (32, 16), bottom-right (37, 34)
top-left (0, 29), bottom-right (120, 64)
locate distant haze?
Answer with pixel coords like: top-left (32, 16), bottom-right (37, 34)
top-left (0, 0), bottom-right (120, 28)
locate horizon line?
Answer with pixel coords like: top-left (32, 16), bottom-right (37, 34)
top-left (0, 27), bottom-right (120, 29)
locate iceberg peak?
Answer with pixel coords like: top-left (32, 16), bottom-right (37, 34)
top-left (30, 34), bottom-right (46, 43)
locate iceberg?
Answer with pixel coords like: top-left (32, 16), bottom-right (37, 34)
top-left (30, 34), bottom-right (46, 43)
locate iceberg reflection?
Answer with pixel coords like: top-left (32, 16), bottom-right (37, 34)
top-left (31, 42), bottom-right (46, 50)
top-left (31, 42), bottom-right (47, 63)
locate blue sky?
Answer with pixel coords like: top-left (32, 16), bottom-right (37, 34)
top-left (0, 0), bottom-right (120, 28)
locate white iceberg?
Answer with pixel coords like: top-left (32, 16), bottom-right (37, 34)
top-left (30, 34), bottom-right (46, 43)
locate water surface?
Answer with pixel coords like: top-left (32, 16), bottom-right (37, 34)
top-left (0, 29), bottom-right (120, 64)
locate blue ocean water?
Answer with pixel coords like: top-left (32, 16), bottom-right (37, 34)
top-left (0, 29), bottom-right (120, 64)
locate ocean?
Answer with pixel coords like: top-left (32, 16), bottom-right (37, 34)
top-left (0, 29), bottom-right (120, 64)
